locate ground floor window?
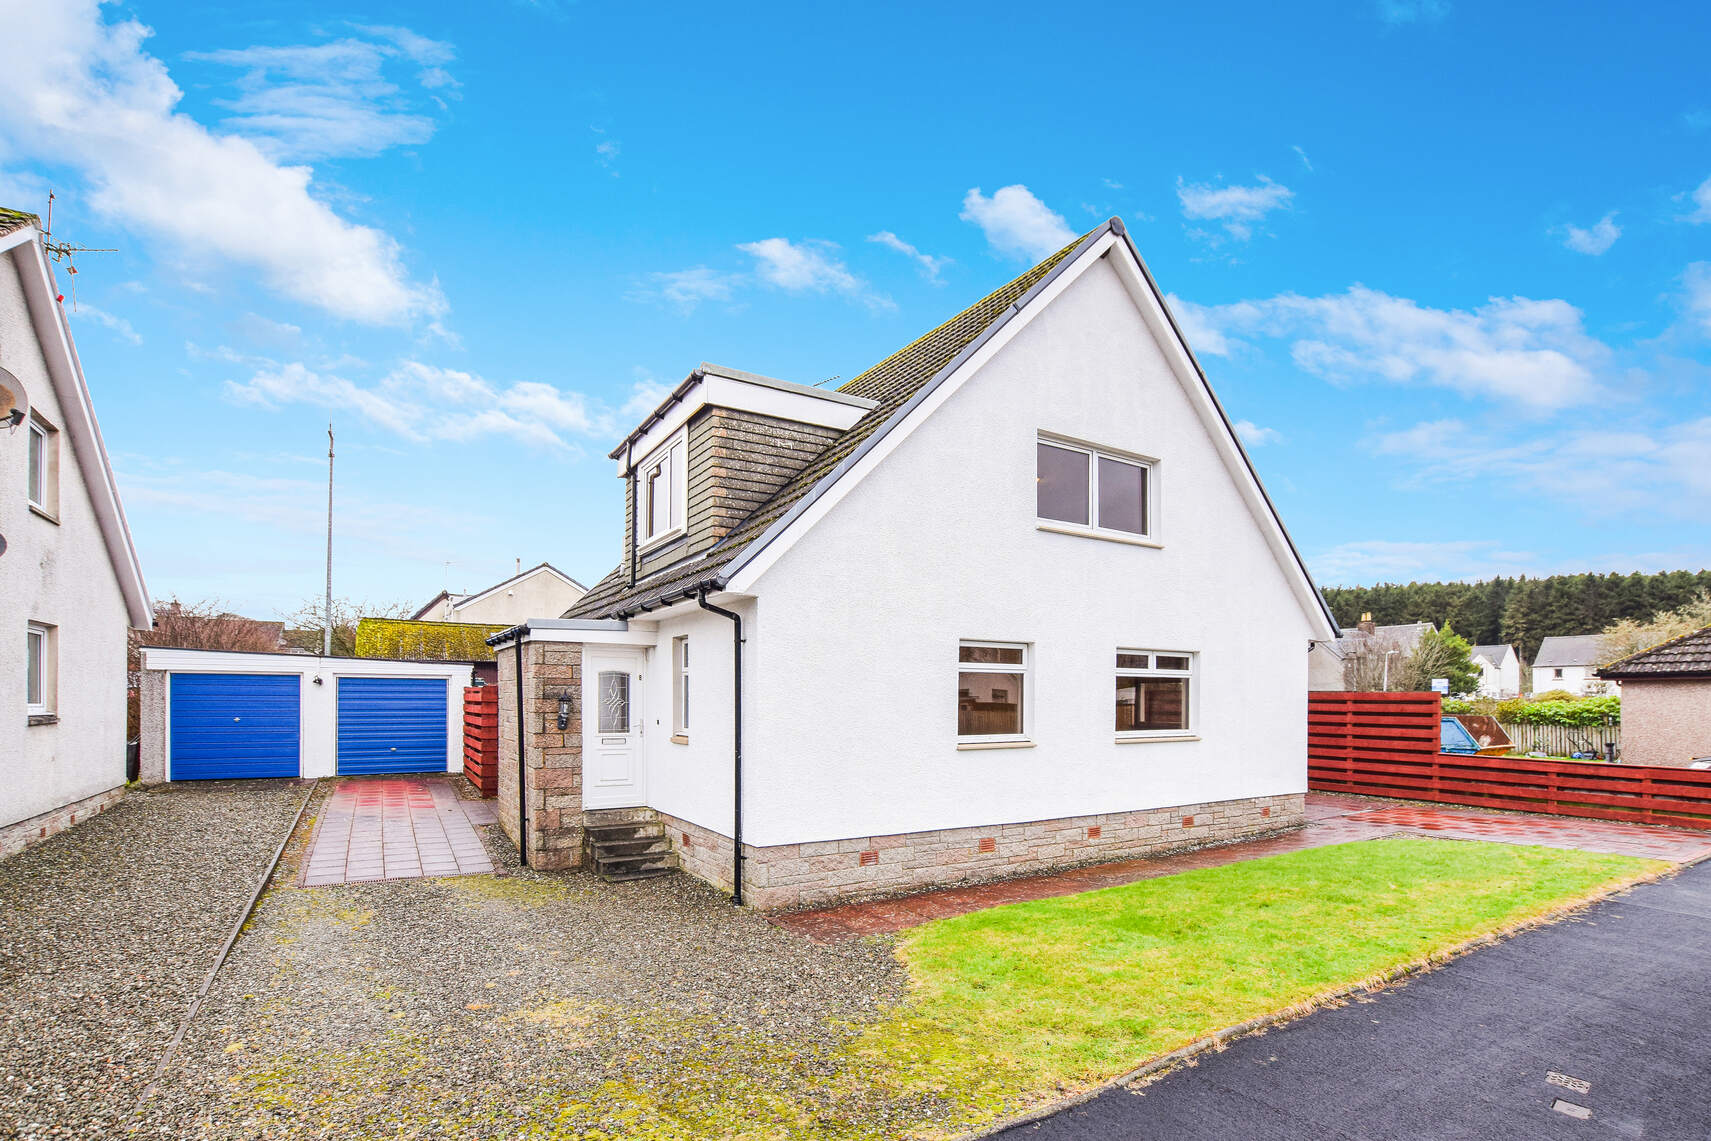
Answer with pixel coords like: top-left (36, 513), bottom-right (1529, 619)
top-left (26, 623), bottom-right (53, 715)
top-left (672, 636), bottom-right (689, 738)
top-left (1116, 650), bottom-right (1193, 736)
top-left (958, 641), bottom-right (1028, 741)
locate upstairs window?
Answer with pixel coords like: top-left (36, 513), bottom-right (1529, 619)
top-left (640, 433), bottom-right (687, 546)
top-left (1115, 650), bottom-right (1194, 737)
top-left (27, 414), bottom-right (57, 516)
top-left (958, 641), bottom-right (1029, 742)
top-left (1037, 435), bottom-right (1151, 539)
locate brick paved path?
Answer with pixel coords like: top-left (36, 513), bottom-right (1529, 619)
top-left (302, 778), bottom-right (495, 886)
top-left (777, 792), bottom-right (1711, 940)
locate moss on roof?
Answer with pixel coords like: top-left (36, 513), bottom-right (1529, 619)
top-left (567, 223), bottom-right (1104, 619)
top-left (0, 209), bottom-right (39, 239)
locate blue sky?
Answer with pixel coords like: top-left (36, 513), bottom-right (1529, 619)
top-left (3, 0), bottom-right (1708, 617)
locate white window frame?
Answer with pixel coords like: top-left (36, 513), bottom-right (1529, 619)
top-left (672, 635), bottom-right (690, 740)
top-left (638, 430), bottom-right (688, 552)
top-left (1036, 432), bottom-right (1157, 547)
top-left (1115, 649), bottom-right (1196, 741)
top-left (956, 639), bottom-right (1032, 748)
top-left (26, 622), bottom-right (53, 716)
top-left (27, 414), bottom-right (57, 517)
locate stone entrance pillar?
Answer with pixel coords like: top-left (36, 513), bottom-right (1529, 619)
top-left (495, 638), bottom-right (586, 870)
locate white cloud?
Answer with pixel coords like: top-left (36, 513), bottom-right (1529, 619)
top-left (1176, 176), bottom-right (1293, 241)
top-left (1311, 539), bottom-right (1533, 586)
top-left (69, 302), bottom-right (141, 344)
top-left (0, 2), bottom-right (443, 326)
top-left (1682, 175), bottom-right (1711, 224)
top-left (1368, 416), bottom-right (1711, 515)
top-left (1233, 420), bottom-right (1281, 447)
top-left (1292, 145), bottom-right (1314, 172)
top-left (738, 238), bottom-right (892, 310)
top-left (184, 26), bottom-right (456, 162)
top-left (634, 267), bottom-right (741, 313)
top-left (960, 185), bottom-right (1077, 261)
top-left (1560, 212), bottom-right (1620, 255)
top-left (1377, 0), bottom-right (1450, 23)
top-left (1681, 262), bottom-right (1711, 336)
top-left (1172, 286), bottom-right (1609, 409)
top-left (222, 358), bottom-right (647, 449)
top-left (866, 230), bottom-right (950, 283)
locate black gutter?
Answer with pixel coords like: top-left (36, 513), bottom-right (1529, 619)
top-left (514, 638), bottom-right (528, 867)
top-left (696, 587), bottom-right (745, 906)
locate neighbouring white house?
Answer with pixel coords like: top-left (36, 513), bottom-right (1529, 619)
top-left (1469, 643), bottom-right (1522, 698)
top-left (412, 562), bottom-right (585, 626)
top-left (489, 218), bottom-right (1337, 909)
top-left (1532, 635), bottom-right (1615, 696)
top-left (0, 208), bottom-right (151, 857)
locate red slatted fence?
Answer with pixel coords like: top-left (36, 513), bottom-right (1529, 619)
top-left (462, 685), bottom-right (498, 798)
top-left (1309, 690), bottom-right (1711, 831)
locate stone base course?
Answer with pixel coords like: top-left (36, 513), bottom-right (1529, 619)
top-left (1, 785), bottom-right (126, 860)
top-left (659, 793), bottom-right (1305, 910)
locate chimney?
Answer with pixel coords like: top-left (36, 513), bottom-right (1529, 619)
top-left (1357, 612), bottom-right (1377, 636)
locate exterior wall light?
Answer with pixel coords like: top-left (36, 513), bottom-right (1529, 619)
top-left (557, 693), bottom-right (573, 731)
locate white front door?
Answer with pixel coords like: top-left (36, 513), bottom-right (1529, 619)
top-left (582, 647), bottom-right (646, 809)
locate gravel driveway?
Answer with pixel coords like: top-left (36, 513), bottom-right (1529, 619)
top-left (132, 786), bottom-right (915, 1140)
top-left (0, 780), bottom-right (311, 1141)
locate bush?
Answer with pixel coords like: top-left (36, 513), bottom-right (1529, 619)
top-left (1485, 695), bottom-right (1621, 727)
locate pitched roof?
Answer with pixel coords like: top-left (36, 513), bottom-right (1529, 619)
top-left (1532, 634), bottom-right (1605, 668)
top-left (1470, 644), bottom-right (1514, 666)
top-left (417, 562), bottom-right (587, 619)
top-left (566, 223), bottom-right (1100, 619)
top-left (1598, 625), bottom-right (1711, 679)
top-left (0, 209), bottom-right (38, 239)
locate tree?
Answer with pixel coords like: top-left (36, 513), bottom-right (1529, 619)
top-left (1598, 590), bottom-right (1711, 665)
top-left (1344, 630), bottom-right (1419, 692)
top-left (1400, 623), bottom-right (1481, 696)
top-left (280, 597), bottom-right (415, 657)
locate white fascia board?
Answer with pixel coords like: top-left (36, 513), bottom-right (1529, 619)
top-left (11, 237), bottom-right (153, 628)
top-left (519, 626), bottom-right (659, 646)
top-left (615, 373), bottom-right (876, 475)
top-left (141, 647), bottom-right (474, 679)
top-left (1101, 242), bottom-right (1338, 640)
top-left (724, 231), bottom-right (1120, 594)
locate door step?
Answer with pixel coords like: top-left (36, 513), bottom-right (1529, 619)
top-left (583, 810), bottom-right (677, 882)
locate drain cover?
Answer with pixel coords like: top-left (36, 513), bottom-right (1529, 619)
top-left (1547, 1072), bottom-right (1591, 1095)
top-left (1552, 1099), bottom-right (1592, 1120)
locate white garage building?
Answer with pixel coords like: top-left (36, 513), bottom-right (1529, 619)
top-left (138, 649), bottom-right (472, 781)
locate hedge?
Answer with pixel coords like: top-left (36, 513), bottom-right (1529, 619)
top-left (1442, 694), bottom-right (1621, 727)
top-left (354, 617), bottom-right (507, 661)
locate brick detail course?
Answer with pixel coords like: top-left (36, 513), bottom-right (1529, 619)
top-left (658, 794), bottom-right (1305, 910)
top-left (1, 785), bottom-right (126, 860)
top-left (496, 641), bottom-right (587, 870)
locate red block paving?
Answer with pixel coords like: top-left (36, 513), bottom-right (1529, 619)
top-left (776, 792), bottom-right (1711, 941)
top-left (301, 778), bottom-right (495, 886)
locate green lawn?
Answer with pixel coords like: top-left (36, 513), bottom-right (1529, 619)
top-left (885, 837), bottom-right (1659, 1096)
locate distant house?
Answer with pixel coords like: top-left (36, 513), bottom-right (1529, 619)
top-left (1598, 626), bottom-right (1711, 766)
top-left (1469, 644), bottom-right (1521, 698)
top-left (1531, 635), bottom-right (1614, 696)
top-left (1, 208), bottom-right (152, 856)
top-left (412, 562), bottom-right (586, 627)
top-left (1308, 615), bottom-right (1436, 691)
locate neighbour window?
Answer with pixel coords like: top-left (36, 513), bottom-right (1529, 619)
top-left (1552, 668), bottom-right (1564, 680)
top-left (640, 433), bottom-right (687, 545)
top-left (27, 415), bottom-right (56, 514)
top-left (958, 641), bottom-right (1028, 741)
top-left (672, 636), bottom-right (690, 737)
top-left (1115, 650), bottom-right (1193, 737)
top-left (1037, 435), bottom-right (1150, 538)
top-left (26, 623), bottom-right (53, 715)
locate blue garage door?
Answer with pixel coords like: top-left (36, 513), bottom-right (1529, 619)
top-left (170, 673), bottom-right (301, 780)
top-left (337, 677), bottom-right (448, 774)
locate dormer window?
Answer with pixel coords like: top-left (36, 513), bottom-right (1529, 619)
top-left (640, 431), bottom-right (687, 547)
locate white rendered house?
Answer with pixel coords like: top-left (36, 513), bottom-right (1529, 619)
top-left (0, 209), bottom-right (151, 856)
top-left (411, 561), bottom-right (586, 626)
top-left (1470, 643), bottom-right (1522, 698)
top-left (1532, 635), bottom-right (1615, 696)
top-left (491, 219), bottom-right (1337, 908)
